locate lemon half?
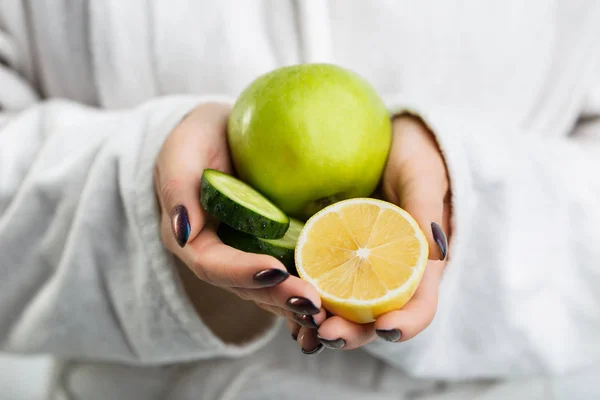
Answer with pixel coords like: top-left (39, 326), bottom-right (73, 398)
top-left (295, 198), bottom-right (428, 324)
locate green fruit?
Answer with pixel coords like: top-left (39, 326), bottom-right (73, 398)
top-left (200, 169), bottom-right (290, 239)
top-left (217, 219), bottom-right (304, 275)
top-left (228, 64), bottom-right (392, 220)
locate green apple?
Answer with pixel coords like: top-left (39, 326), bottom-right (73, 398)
top-left (228, 64), bottom-right (392, 220)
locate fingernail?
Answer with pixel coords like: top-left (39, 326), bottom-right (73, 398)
top-left (317, 334), bottom-right (346, 349)
top-left (171, 205), bottom-right (191, 248)
top-left (286, 297), bottom-right (320, 315)
top-left (431, 222), bottom-right (448, 261)
top-left (293, 314), bottom-right (319, 329)
top-left (291, 332), bottom-right (298, 341)
top-left (376, 328), bottom-right (402, 342)
top-left (302, 343), bottom-right (324, 355)
top-left (253, 269), bottom-right (290, 287)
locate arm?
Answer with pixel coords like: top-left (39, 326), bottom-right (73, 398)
top-left (0, 31), bottom-right (286, 362)
top-left (364, 99), bottom-right (600, 379)
top-left (0, 95), bottom-right (276, 364)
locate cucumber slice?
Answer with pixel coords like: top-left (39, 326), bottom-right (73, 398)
top-left (218, 219), bottom-right (304, 275)
top-left (201, 169), bottom-right (289, 239)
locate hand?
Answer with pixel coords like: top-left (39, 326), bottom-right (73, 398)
top-left (290, 114), bottom-right (451, 353)
top-left (154, 102), bottom-right (324, 338)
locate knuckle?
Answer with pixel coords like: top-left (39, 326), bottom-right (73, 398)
top-left (263, 287), bottom-right (279, 306)
top-left (222, 263), bottom-right (242, 287)
top-left (159, 179), bottom-right (183, 209)
top-left (191, 256), bottom-right (210, 282)
top-left (271, 306), bottom-right (289, 318)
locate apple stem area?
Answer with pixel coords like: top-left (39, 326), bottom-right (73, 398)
top-left (303, 193), bottom-right (347, 218)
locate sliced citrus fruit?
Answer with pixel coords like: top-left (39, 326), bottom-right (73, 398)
top-left (295, 198), bottom-right (428, 324)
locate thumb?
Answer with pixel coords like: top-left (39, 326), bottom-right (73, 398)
top-left (155, 171), bottom-right (206, 248)
top-left (387, 115), bottom-right (450, 262)
top-left (399, 178), bottom-right (449, 261)
top-left (154, 102), bottom-right (232, 248)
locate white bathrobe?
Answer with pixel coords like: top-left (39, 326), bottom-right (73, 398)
top-left (1, 1), bottom-right (600, 399)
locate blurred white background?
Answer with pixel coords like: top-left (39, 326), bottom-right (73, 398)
top-left (1, 354), bottom-right (600, 399)
top-left (0, 355), bottom-right (52, 399)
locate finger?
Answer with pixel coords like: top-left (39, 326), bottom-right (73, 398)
top-left (399, 177), bottom-right (449, 261)
top-left (183, 228), bottom-right (290, 288)
top-left (254, 303), bottom-right (326, 332)
top-left (155, 104), bottom-right (231, 248)
top-left (286, 319), bottom-right (301, 341)
top-left (297, 327), bottom-right (324, 355)
top-left (374, 260), bottom-right (444, 342)
top-left (386, 117), bottom-right (450, 261)
top-left (255, 303), bottom-right (309, 343)
top-left (254, 302), bottom-right (291, 319)
top-left (292, 308), bottom-right (327, 329)
top-left (156, 171), bottom-right (203, 249)
top-left (234, 276), bottom-right (322, 314)
top-left (317, 316), bottom-right (375, 350)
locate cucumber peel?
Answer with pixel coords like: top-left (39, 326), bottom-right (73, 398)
top-left (217, 219), bottom-right (304, 275)
top-left (201, 169), bottom-right (289, 239)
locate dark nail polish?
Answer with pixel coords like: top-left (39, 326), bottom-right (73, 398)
top-left (376, 329), bottom-right (402, 342)
top-left (317, 334), bottom-right (346, 349)
top-left (431, 222), bottom-right (448, 261)
top-left (286, 297), bottom-right (320, 315)
top-left (171, 205), bottom-right (191, 248)
top-left (293, 314), bottom-right (319, 329)
top-left (291, 332), bottom-right (298, 341)
top-left (302, 343), bottom-right (324, 355)
top-left (253, 269), bottom-right (289, 287)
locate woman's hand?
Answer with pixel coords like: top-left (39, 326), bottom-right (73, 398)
top-left (154, 102), bottom-right (324, 331)
top-left (291, 114), bottom-right (451, 353)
